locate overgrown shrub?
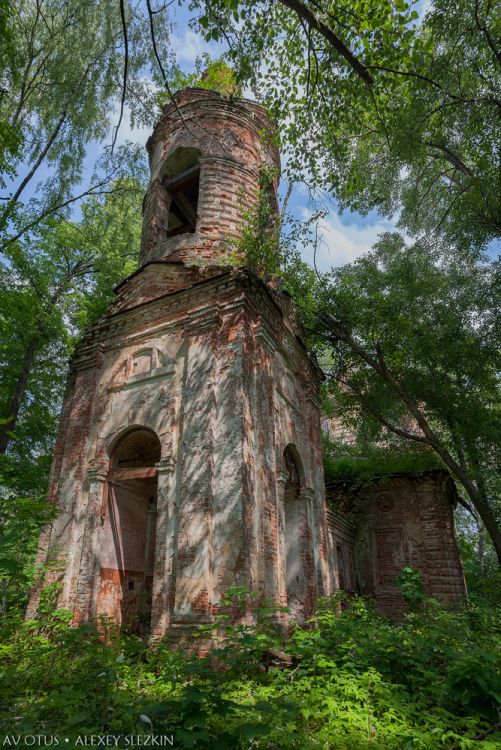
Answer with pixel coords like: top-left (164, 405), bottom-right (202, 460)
top-left (0, 588), bottom-right (499, 748)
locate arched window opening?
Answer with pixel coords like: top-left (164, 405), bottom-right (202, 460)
top-left (97, 428), bottom-right (161, 636)
top-left (163, 148), bottom-right (200, 238)
top-left (283, 446), bottom-right (305, 621)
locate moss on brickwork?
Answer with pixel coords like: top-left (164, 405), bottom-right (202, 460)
top-left (323, 444), bottom-right (443, 488)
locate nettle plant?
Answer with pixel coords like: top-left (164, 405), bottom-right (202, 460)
top-left (0, 576), bottom-right (500, 746)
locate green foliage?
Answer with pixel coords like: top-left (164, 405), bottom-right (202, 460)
top-left (323, 441), bottom-right (443, 487)
top-left (0, 0), bottom-right (172, 251)
top-left (0, 496), bottom-right (55, 614)
top-left (71, 178), bottom-right (144, 327)
top-left (455, 509), bottom-right (501, 603)
top-left (395, 567), bottom-right (428, 607)
top-left (0, 592), bottom-right (499, 747)
top-left (0, 0), bottom-right (21, 173)
top-left (191, 0), bottom-right (501, 252)
top-left (198, 60), bottom-right (241, 97)
top-left (194, 585), bottom-right (289, 677)
top-left (155, 57), bottom-right (240, 109)
top-left (286, 232), bottom-right (501, 561)
top-left (0, 181), bottom-right (143, 495)
top-left (227, 170), bottom-right (282, 277)
top-left (184, 0), bottom-right (501, 561)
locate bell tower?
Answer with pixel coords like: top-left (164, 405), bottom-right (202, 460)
top-left (140, 88), bottom-right (280, 267)
top-left (27, 89), bottom-right (335, 643)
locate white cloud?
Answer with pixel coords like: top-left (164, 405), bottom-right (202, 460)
top-left (416, 0), bottom-right (433, 21)
top-left (300, 210), bottom-right (394, 271)
top-left (171, 28), bottom-right (220, 65)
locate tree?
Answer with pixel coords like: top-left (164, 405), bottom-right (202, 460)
top-left (0, 179), bottom-right (143, 478)
top-left (0, 0), bottom-right (171, 251)
top-left (288, 234), bottom-right (501, 562)
top-left (191, 0), bottom-right (500, 252)
top-left (187, 0), bottom-right (501, 563)
top-left (0, 0), bottom-right (21, 173)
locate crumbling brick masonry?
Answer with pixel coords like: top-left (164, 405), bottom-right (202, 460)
top-left (27, 89), bottom-right (465, 640)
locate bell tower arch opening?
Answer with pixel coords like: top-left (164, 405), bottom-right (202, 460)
top-left (162, 147), bottom-right (200, 238)
top-left (97, 428), bottom-right (161, 635)
top-left (282, 445), bottom-right (308, 621)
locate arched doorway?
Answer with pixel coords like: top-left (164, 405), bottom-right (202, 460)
top-left (97, 428), bottom-right (161, 635)
top-left (282, 446), bottom-right (308, 621)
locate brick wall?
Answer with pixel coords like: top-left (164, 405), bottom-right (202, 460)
top-left (140, 88), bottom-right (280, 267)
top-left (28, 265), bottom-right (334, 641)
top-left (327, 471), bottom-right (467, 616)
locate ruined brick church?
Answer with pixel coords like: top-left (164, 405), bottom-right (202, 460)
top-left (28, 89), bottom-right (466, 639)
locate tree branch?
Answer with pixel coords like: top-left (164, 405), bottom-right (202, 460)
top-left (425, 142), bottom-right (474, 178)
top-left (277, 0), bottom-right (373, 86)
top-left (363, 64), bottom-right (474, 102)
top-left (145, 0), bottom-right (196, 135)
top-left (279, 181), bottom-right (294, 225)
top-left (0, 175), bottom-right (138, 252)
top-left (456, 495), bottom-right (477, 518)
top-left (111, 0), bottom-right (129, 154)
top-left (0, 108), bottom-right (69, 231)
top-left (316, 311), bottom-right (490, 511)
top-left (340, 377), bottom-right (429, 444)
top-left (0, 59), bottom-right (100, 231)
top-left (474, 0), bottom-right (501, 69)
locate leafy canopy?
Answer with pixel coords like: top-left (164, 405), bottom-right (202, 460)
top-left (284, 233), bottom-right (501, 560)
top-left (190, 0), bottom-right (501, 252)
top-left (0, 180), bottom-right (143, 494)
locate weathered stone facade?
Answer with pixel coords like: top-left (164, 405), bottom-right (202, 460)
top-left (27, 89), bottom-right (334, 640)
top-left (28, 88), bottom-right (466, 640)
top-left (327, 471), bottom-right (466, 616)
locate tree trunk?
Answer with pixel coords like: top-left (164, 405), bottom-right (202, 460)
top-left (0, 334), bottom-right (40, 454)
top-left (419, 443), bottom-right (501, 566)
top-left (478, 520), bottom-right (485, 574)
top-left (469, 487), bottom-right (501, 567)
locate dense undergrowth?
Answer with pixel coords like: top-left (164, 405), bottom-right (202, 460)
top-left (0, 584), bottom-right (500, 749)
